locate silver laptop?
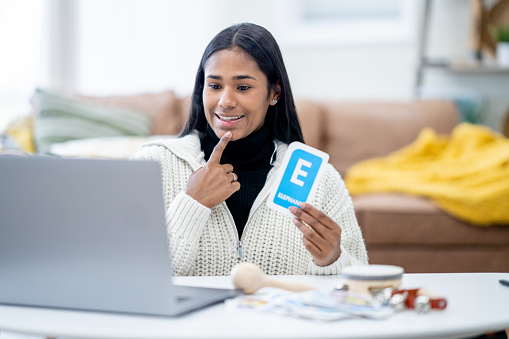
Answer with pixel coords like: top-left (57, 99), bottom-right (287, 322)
top-left (0, 156), bottom-right (240, 317)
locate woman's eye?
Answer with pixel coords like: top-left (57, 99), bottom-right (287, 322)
top-left (238, 86), bottom-right (250, 91)
top-left (209, 84), bottom-right (221, 90)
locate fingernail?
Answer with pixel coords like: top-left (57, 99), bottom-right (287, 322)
top-left (299, 202), bottom-right (306, 209)
top-left (289, 206), bottom-right (297, 214)
top-left (224, 131), bottom-right (232, 138)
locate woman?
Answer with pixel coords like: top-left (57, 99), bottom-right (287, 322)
top-left (131, 23), bottom-right (368, 276)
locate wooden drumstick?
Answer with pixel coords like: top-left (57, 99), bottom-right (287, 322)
top-left (231, 262), bottom-right (316, 294)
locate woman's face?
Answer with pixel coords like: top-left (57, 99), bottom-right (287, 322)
top-left (203, 47), bottom-right (279, 141)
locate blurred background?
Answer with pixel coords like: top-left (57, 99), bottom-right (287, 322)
top-left (1, 0), bottom-right (509, 278)
top-left (1, 0), bottom-right (509, 133)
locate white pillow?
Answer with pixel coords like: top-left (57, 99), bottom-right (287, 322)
top-left (49, 135), bottom-right (173, 159)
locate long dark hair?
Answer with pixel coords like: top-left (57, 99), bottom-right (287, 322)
top-left (180, 23), bottom-right (304, 144)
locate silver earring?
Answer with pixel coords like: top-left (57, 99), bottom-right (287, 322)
top-left (273, 99), bottom-right (277, 104)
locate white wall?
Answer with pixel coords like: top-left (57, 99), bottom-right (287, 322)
top-left (75, 0), bottom-right (208, 97)
top-left (74, 0), bottom-right (420, 101)
top-left (212, 0), bottom-right (509, 130)
top-left (35, 0), bottom-right (509, 132)
top-left (0, 0), bottom-right (44, 130)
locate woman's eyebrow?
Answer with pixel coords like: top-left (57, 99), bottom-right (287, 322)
top-left (234, 75), bottom-right (256, 80)
top-left (206, 75), bottom-right (222, 80)
top-left (206, 75), bottom-right (256, 81)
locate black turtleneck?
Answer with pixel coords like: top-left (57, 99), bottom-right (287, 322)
top-left (201, 123), bottom-right (275, 237)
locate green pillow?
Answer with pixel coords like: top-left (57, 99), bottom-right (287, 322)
top-left (33, 88), bottom-right (152, 153)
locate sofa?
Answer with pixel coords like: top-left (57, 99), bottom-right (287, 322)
top-left (3, 89), bottom-right (509, 273)
top-left (296, 99), bottom-right (509, 273)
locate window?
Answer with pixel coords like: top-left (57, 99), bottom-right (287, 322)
top-left (276, 0), bottom-right (415, 46)
top-left (0, 0), bottom-right (44, 129)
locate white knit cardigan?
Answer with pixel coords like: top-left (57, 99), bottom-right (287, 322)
top-left (130, 132), bottom-right (368, 276)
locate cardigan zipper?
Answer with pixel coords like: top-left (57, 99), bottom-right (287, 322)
top-left (236, 187), bottom-right (272, 261)
top-left (225, 140), bottom-right (282, 262)
top-left (224, 195), bottom-right (266, 261)
top-left (221, 201), bottom-right (242, 261)
top-left (236, 145), bottom-right (282, 261)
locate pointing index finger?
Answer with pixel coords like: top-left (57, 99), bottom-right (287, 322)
top-left (208, 131), bottom-right (232, 164)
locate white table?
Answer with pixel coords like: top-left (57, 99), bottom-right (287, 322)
top-left (1, 273), bottom-right (508, 339)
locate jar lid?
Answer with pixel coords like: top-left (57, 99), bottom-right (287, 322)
top-left (341, 265), bottom-right (404, 281)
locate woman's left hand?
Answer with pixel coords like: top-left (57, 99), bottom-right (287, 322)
top-left (289, 203), bottom-right (342, 267)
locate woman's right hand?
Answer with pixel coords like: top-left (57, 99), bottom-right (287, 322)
top-left (186, 131), bottom-right (241, 208)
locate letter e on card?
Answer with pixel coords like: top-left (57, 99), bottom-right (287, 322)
top-left (266, 142), bottom-right (329, 217)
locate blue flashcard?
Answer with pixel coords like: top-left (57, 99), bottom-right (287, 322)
top-left (266, 142), bottom-right (329, 217)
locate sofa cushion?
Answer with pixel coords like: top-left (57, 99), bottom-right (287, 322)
top-left (353, 193), bottom-right (509, 246)
top-left (354, 193), bottom-right (509, 273)
top-left (321, 100), bottom-right (459, 176)
top-left (366, 246), bottom-right (509, 273)
top-left (78, 90), bottom-right (187, 135)
top-left (49, 135), bottom-right (171, 159)
top-left (32, 89), bottom-right (152, 153)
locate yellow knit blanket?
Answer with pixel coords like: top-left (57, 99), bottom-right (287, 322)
top-left (345, 123), bottom-right (509, 226)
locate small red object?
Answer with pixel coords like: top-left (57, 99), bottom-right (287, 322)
top-left (392, 288), bottom-right (447, 310)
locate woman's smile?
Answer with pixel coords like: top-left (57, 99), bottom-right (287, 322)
top-left (215, 113), bottom-right (245, 124)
